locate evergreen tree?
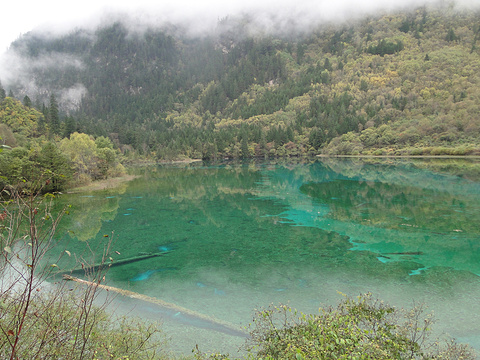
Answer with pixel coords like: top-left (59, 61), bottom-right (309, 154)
top-left (240, 136), bottom-right (249, 159)
top-left (0, 81), bottom-right (6, 101)
top-left (64, 116), bottom-right (76, 137)
top-left (324, 58), bottom-right (333, 72)
top-left (49, 94), bottom-right (60, 136)
top-left (399, 19), bottom-right (411, 33)
top-left (446, 28), bottom-right (458, 42)
top-left (23, 95), bottom-right (32, 107)
top-left (297, 43), bottom-right (305, 64)
top-left (36, 142), bottom-right (73, 192)
top-left (37, 115), bottom-right (47, 135)
top-left (42, 103), bottom-right (48, 118)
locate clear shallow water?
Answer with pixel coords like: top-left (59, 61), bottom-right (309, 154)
top-left (50, 159), bottom-right (480, 355)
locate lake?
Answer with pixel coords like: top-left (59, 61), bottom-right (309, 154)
top-left (49, 158), bottom-right (480, 356)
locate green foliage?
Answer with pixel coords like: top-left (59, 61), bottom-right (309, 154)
top-left (367, 39), bottom-right (405, 56)
top-left (0, 147), bottom-right (33, 190)
top-left (0, 292), bottom-right (164, 360)
top-left (0, 143), bottom-right (73, 194)
top-left (22, 95), bottom-right (31, 107)
top-left (0, 129), bottom-right (124, 191)
top-left (4, 4), bottom-right (480, 159)
top-left (446, 28), bottom-right (458, 42)
top-left (195, 293), bottom-right (476, 360)
top-left (95, 135), bottom-right (114, 149)
top-left (0, 81), bottom-right (6, 101)
top-left (48, 93), bottom-right (60, 136)
top-left (249, 295), bottom-right (419, 359)
top-left (323, 132), bottom-right (364, 155)
top-left (0, 124), bottom-right (17, 147)
top-left (34, 142), bottom-right (73, 192)
top-left (0, 191), bottom-right (166, 360)
top-left (0, 97), bottom-right (43, 138)
top-left (59, 132), bottom-right (125, 184)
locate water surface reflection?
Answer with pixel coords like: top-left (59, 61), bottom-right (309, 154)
top-left (51, 159), bottom-right (480, 355)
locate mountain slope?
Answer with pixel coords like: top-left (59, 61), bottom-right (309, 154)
top-left (2, 2), bottom-right (480, 159)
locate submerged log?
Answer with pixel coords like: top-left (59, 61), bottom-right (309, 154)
top-left (57, 252), bottom-right (168, 276)
top-left (63, 275), bottom-right (248, 337)
top-left (383, 251), bottom-right (424, 256)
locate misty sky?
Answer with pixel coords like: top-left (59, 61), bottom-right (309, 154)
top-left (1, 0), bottom-right (479, 57)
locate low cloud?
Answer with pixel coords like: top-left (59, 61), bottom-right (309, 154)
top-left (98, 0), bottom-right (480, 35)
top-left (0, 49), bottom-right (86, 110)
top-left (16, 0), bottom-right (480, 40)
top-left (60, 84), bottom-right (88, 113)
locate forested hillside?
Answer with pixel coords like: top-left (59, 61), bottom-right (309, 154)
top-left (1, 2), bottom-right (480, 176)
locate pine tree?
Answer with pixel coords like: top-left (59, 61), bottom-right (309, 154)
top-left (0, 81), bottom-right (6, 101)
top-left (296, 43), bottom-right (305, 64)
top-left (446, 28), bottom-right (458, 42)
top-left (64, 116), bottom-right (76, 137)
top-left (324, 58), bottom-right (333, 72)
top-left (23, 95), bottom-right (32, 107)
top-left (240, 133), bottom-right (249, 159)
top-left (49, 94), bottom-right (60, 136)
top-left (37, 142), bottom-right (73, 192)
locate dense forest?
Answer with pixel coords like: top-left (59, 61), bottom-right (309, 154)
top-left (1, 2), bottom-right (480, 189)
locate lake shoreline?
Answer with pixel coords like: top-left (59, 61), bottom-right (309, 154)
top-left (124, 158), bottom-right (203, 166)
top-left (317, 154), bottom-right (480, 159)
top-left (66, 174), bottom-right (139, 193)
top-left (65, 155), bottom-right (480, 193)
top-left (66, 159), bottom-right (203, 193)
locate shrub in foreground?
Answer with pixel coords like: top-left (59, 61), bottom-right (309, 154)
top-left (196, 293), bottom-right (476, 360)
top-left (0, 188), bottom-right (166, 360)
top-left (0, 291), bottom-right (165, 359)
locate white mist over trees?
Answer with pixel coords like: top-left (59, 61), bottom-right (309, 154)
top-left (2, 0), bottom-right (480, 55)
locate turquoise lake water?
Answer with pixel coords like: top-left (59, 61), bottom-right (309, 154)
top-left (50, 158), bottom-right (480, 355)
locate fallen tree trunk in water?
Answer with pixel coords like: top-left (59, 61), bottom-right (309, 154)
top-left (56, 252), bottom-right (168, 276)
top-left (63, 274), bottom-right (248, 338)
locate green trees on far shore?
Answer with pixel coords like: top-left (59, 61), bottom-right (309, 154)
top-left (0, 96), bottom-right (125, 192)
top-left (3, 4), bottom-right (480, 162)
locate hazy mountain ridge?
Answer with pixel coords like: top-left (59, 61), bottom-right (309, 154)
top-left (1, 2), bottom-right (480, 160)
